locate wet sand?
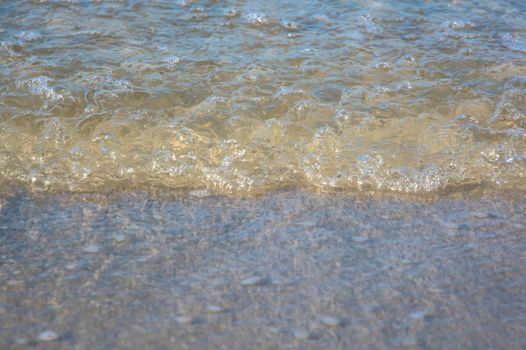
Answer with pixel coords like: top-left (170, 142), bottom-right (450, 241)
top-left (1, 189), bottom-right (525, 349)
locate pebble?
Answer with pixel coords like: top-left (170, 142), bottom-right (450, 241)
top-left (375, 62), bottom-right (391, 70)
top-left (470, 211), bottom-right (487, 219)
top-left (136, 255), bottom-right (151, 263)
top-left (281, 21), bottom-right (298, 31)
top-left (292, 328), bottom-right (310, 340)
top-left (351, 235), bottom-right (368, 243)
top-left (512, 222), bottom-right (526, 229)
top-left (14, 338), bottom-right (28, 345)
top-left (64, 262), bottom-right (76, 270)
top-left (319, 315), bottom-right (341, 327)
top-left (83, 244), bottom-right (100, 253)
top-left (7, 279), bottom-right (22, 287)
top-left (408, 310), bottom-right (427, 320)
top-left (206, 305), bottom-right (223, 313)
top-left (240, 276), bottom-right (263, 286)
top-left (38, 331), bottom-right (58, 341)
top-left (471, 211), bottom-right (497, 219)
top-left (174, 316), bottom-right (192, 324)
top-left (447, 20), bottom-right (474, 30)
top-left (440, 221), bottom-right (460, 230)
top-left (113, 234), bottom-right (126, 242)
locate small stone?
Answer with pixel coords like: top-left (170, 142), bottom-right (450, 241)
top-left (446, 229), bottom-right (458, 237)
top-left (113, 234), bottom-right (126, 242)
top-left (15, 338), bottom-right (28, 345)
top-left (351, 236), bottom-right (368, 243)
top-left (240, 276), bottom-right (263, 286)
top-left (189, 189), bottom-right (211, 198)
top-left (38, 331), bottom-right (58, 341)
top-left (292, 328), bottom-right (310, 340)
top-left (400, 335), bottom-right (418, 347)
top-left (512, 222), bottom-right (526, 229)
top-left (470, 211), bottom-right (488, 219)
top-left (472, 211), bottom-right (499, 220)
top-left (206, 305), bottom-right (223, 313)
top-left (319, 315), bottom-right (341, 327)
top-left (296, 220), bottom-right (316, 227)
top-left (281, 20), bottom-right (298, 31)
top-left (83, 244), bottom-right (99, 253)
top-left (64, 262), bottom-right (76, 270)
top-left (441, 221), bottom-right (459, 230)
top-left (7, 280), bottom-right (22, 287)
top-left (268, 327), bottom-right (280, 333)
top-left (136, 255), bottom-right (151, 263)
top-left (175, 316), bottom-right (192, 324)
top-left (408, 310), bottom-right (427, 320)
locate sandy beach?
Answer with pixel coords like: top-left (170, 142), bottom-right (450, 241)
top-left (1, 189), bottom-right (525, 349)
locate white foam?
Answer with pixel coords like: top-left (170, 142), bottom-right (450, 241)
top-left (15, 31), bottom-right (42, 42)
top-left (244, 13), bottom-right (269, 26)
top-left (17, 76), bottom-right (64, 101)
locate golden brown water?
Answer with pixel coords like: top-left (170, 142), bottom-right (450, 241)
top-left (1, 0), bottom-right (526, 195)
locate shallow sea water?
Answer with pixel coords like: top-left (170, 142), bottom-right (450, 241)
top-left (1, 0), bottom-right (526, 349)
top-left (1, 0), bottom-right (526, 194)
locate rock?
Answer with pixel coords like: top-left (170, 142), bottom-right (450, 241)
top-left (470, 211), bottom-right (488, 219)
top-left (14, 338), bottom-right (28, 345)
top-left (136, 255), bottom-right (151, 263)
top-left (175, 316), bottom-right (192, 324)
top-left (64, 262), bottom-right (76, 270)
top-left (351, 236), bottom-right (368, 243)
top-left (319, 315), bottom-right (341, 327)
top-left (206, 305), bottom-right (223, 313)
top-left (440, 221), bottom-right (459, 230)
top-left (292, 328), bottom-right (310, 340)
top-left (408, 310), bottom-right (427, 320)
top-left (470, 211), bottom-right (498, 219)
top-left (113, 234), bottom-right (126, 242)
top-left (240, 276), bottom-right (263, 286)
top-left (83, 244), bottom-right (99, 253)
top-left (38, 331), bottom-right (58, 341)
